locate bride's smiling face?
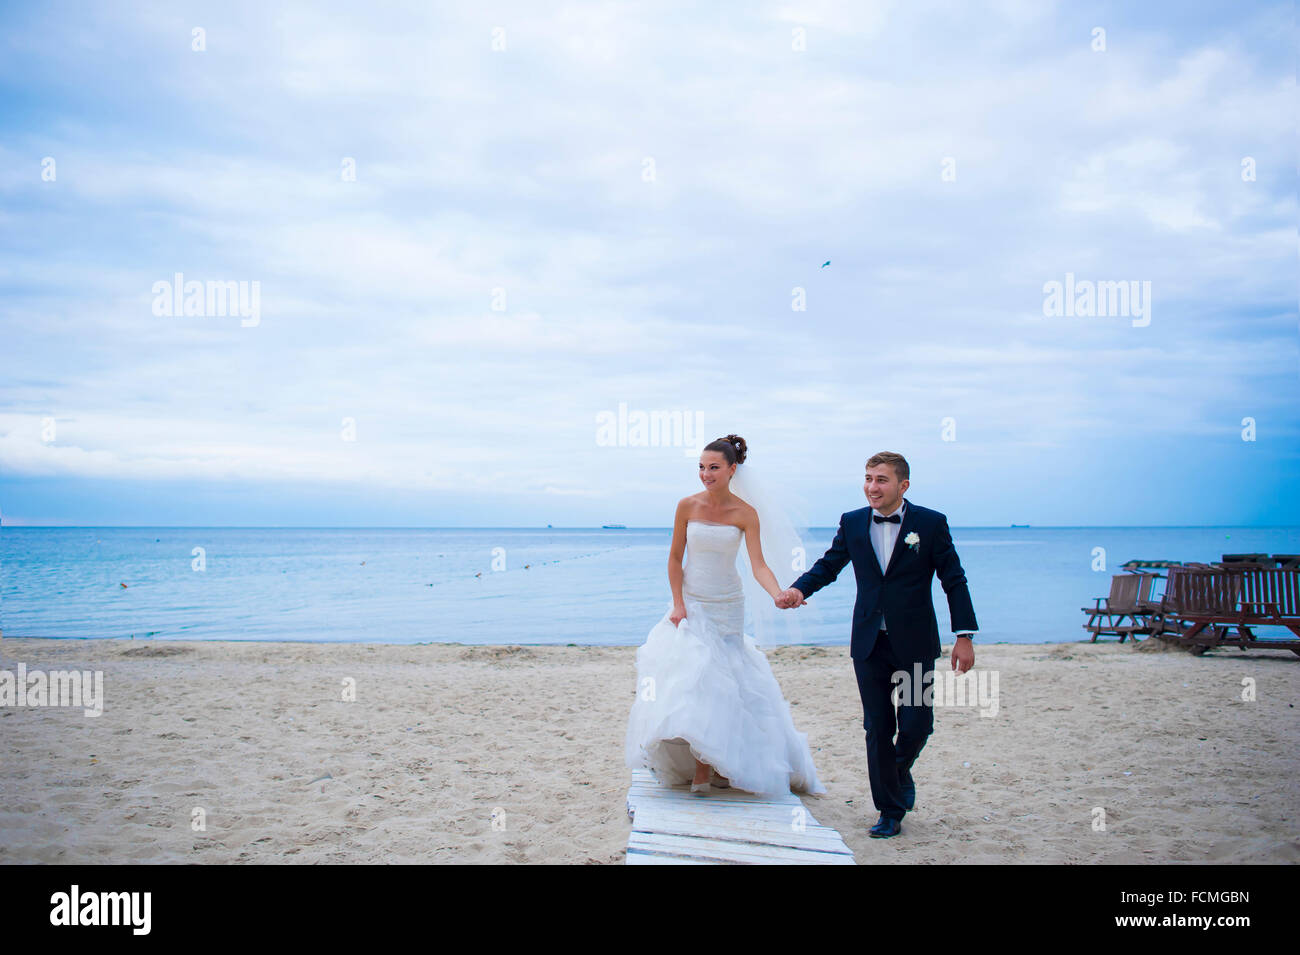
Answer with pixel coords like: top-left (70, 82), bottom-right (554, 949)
top-left (699, 451), bottom-right (735, 491)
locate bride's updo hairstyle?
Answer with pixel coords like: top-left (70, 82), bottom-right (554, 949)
top-left (703, 434), bottom-right (748, 466)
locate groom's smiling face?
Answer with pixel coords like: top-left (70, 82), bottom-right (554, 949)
top-left (864, 464), bottom-right (908, 514)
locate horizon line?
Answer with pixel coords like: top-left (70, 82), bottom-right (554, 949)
top-left (3, 523), bottom-right (1298, 531)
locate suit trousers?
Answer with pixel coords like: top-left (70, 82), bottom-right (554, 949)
top-left (852, 628), bottom-right (938, 822)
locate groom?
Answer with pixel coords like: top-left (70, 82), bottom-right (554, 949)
top-left (776, 451), bottom-right (977, 838)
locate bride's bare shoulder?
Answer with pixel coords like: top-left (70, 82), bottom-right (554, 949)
top-left (675, 493), bottom-right (706, 515)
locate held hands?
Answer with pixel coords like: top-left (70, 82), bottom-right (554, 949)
top-left (774, 587), bottom-right (807, 610)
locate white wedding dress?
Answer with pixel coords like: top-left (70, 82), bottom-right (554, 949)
top-left (624, 520), bottom-right (826, 795)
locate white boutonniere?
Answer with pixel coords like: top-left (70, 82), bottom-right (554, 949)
top-left (904, 531), bottom-right (920, 552)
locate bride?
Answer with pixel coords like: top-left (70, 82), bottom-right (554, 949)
top-left (624, 434), bottom-right (826, 796)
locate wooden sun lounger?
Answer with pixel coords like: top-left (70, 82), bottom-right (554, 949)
top-left (1221, 553), bottom-right (1273, 569)
top-left (1237, 568), bottom-right (1300, 647)
top-left (1082, 572), bottom-right (1158, 642)
top-left (1151, 566), bottom-right (1300, 656)
top-left (1149, 566), bottom-right (1240, 654)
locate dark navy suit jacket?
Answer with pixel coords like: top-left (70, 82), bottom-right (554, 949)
top-left (791, 499), bottom-right (977, 662)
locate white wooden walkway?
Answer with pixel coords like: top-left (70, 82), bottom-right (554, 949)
top-left (625, 768), bottom-right (856, 865)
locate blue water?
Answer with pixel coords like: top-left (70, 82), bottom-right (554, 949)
top-left (2, 526), bottom-right (1298, 645)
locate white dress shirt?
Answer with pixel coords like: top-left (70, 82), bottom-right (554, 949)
top-left (870, 500), bottom-right (976, 640)
top-left (870, 501), bottom-right (905, 631)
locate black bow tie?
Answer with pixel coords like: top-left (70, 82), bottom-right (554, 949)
top-left (873, 513), bottom-right (901, 524)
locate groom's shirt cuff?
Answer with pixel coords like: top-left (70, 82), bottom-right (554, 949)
top-left (954, 631), bottom-right (976, 639)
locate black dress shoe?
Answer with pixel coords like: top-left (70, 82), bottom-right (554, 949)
top-left (869, 816), bottom-right (902, 838)
top-left (899, 768), bottom-right (916, 810)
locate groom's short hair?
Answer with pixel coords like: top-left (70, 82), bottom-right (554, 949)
top-left (866, 451), bottom-right (909, 482)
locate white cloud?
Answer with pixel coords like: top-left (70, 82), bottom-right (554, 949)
top-left (0, 0), bottom-right (1294, 524)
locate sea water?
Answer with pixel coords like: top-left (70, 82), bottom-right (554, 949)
top-left (2, 526), bottom-right (1297, 646)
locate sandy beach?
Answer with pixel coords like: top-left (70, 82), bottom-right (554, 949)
top-left (1, 636), bottom-right (1296, 864)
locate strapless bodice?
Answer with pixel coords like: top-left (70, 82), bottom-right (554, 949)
top-left (682, 521), bottom-right (743, 602)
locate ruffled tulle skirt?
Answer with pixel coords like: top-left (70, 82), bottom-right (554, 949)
top-left (624, 595), bottom-right (826, 796)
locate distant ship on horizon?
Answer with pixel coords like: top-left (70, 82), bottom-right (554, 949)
top-left (601, 523), bottom-right (627, 529)
top-left (1010, 523), bottom-right (1031, 528)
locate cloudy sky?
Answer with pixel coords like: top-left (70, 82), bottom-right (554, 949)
top-left (1, 0), bottom-right (1295, 527)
